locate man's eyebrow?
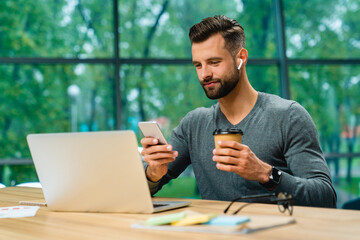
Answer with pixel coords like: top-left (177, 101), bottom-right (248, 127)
top-left (192, 57), bottom-right (222, 65)
top-left (207, 57), bottom-right (222, 61)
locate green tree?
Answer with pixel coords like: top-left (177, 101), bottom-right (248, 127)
top-left (0, 0), bottom-right (114, 185)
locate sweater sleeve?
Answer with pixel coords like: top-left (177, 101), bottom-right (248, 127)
top-left (145, 113), bottom-right (192, 196)
top-left (276, 102), bottom-right (337, 208)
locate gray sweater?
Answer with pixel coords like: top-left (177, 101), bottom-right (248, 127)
top-left (148, 92), bottom-right (337, 208)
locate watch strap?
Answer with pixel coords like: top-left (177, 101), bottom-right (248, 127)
top-left (260, 166), bottom-right (282, 190)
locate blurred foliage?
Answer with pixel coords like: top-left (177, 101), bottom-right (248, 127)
top-left (0, 0), bottom-right (115, 185)
top-left (339, 176), bottom-right (360, 196)
top-left (154, 177), bottom-right (201, 199)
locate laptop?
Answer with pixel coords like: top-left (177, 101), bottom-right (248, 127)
top-left (26, 130), bottom-right (190, 213)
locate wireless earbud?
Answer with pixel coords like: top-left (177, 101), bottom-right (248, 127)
top-left (237, 59), bottom-right (243, 70)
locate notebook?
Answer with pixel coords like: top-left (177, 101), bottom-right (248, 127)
top-left (26, 130), bottom-right (190, 213)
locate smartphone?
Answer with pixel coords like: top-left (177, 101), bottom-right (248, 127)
top-left (138, 121), bottom-right (168, 145)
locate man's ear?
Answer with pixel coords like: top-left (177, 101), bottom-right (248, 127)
top-left (236, 48), bottom-right (248, 70)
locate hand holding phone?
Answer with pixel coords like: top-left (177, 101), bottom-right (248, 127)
top-left (138, 121), bottom-right (168, 145)
top-left (138, 121), bottom-right (176, 182)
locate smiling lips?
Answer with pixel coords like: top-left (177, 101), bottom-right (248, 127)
top-left (203, 81), bottom-right (218, 87)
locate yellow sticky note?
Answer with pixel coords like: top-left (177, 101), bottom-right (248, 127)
top-left (171, 213), bottom-right (217, 226)
top-left (146, 212), bottom-right (186, 226)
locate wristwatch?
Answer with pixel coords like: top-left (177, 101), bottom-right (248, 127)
top-left (260, 166), bottom-right (282, 190)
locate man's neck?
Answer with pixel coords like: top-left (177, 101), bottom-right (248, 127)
top-left (217, 75), bottom-right (258, 126)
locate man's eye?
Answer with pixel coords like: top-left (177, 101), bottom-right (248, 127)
top-left (211, 61), bottom-right (220, 65)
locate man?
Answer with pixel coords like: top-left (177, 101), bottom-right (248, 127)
top-left (141, 15), bottom-right (337, 208)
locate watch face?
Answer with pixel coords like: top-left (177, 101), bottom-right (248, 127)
top-left (260, 167), bottom-right (282, 190)
top-left (272, 168), bottom-right (282, 184)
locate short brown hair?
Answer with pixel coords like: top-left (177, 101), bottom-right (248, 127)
top-left (189, 15), bottom-right (245, 56)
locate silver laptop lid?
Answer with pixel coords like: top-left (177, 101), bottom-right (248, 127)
top-left (27, 130), bottom-right (155, 213)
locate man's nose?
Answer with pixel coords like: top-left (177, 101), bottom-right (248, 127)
top-left (200, 66), bottom-right (212, 80)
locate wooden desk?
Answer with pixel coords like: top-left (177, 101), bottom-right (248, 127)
top-left (0, 187), bottom-right (359, 240)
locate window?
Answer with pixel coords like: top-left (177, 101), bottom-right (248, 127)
top-left (1, 0), bottom-right (359, 208)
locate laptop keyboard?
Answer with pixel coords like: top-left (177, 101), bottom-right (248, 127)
top-left (153, 203), bottom-right (168, 208)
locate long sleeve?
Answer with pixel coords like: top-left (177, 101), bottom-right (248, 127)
top-left (275, 102), bottom-right (337, 207)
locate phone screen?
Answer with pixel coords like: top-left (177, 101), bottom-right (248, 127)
top-left (138, 121), bottom-right (168, 145)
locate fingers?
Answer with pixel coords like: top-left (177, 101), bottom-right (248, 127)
top-left (212, 141), bottom-right (252, 168)
top-left (213, 154), bottom-right (251, 168)
top-left (143, 144), bottom-right (171, 155)
top-left (213, 147), bottom-right (241, 158)
top-left (140, 137), bottom-right (178, 165)
top-left (141, 137), bottom-right (178, 182)
top-left (213, 142), bottom-right (267, 182)
top-left (141, 137), bottom-right (175, 157)
top-left (213, 141), bottom-right (250, 160)
top-left (140, 137), bottom-right (159, 148)
top-left (213, 155), bottom-right (239, 165)
top-left (215, 162), bottom-right (241, 172)
top-left (215, 140), bottom-right (248, 150)
top-left (143, 151), bottom-right (178, 165)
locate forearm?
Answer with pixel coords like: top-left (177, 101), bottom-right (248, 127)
top-left (276, 171), bottom-right (337, 208)
top-left (147, 178), bottom-right (161, 196)
top-left (144, 163), bottom-right (183, 196)
top-left (144, 163), bottom-right (165, 195)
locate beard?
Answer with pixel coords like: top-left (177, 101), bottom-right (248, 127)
top-left (200, 67), bottom-right (239, 100)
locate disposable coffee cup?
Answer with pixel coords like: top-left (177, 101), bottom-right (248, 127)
top-left (213, 128), bottom-right (243, 149)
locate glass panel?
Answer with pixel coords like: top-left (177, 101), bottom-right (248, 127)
top-left (290, 65), bottom-right (360, 154)
top-left (289, 65), bottom-right (360, 207)
top-left (120, 64), bottom-right (214, 140)
top-left (247, 65), bottom-right (279, 95)
top-left (0, 0), bottom-right (113, 58)
top-left (284, 0), bottom-right (360, 59)
top-left (119, 0), bottom-right (276, 59)
top-left (0, 64), bottom-right (115, 185)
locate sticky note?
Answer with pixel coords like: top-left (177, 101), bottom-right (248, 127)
top-left (171, 213), bottom-right (217, 226)
top-left (0, 206), bottom-right (40, 218)
top-left (146, 212), bottom-right (186, 226)
top-left (206, 216), bottom-right (250, 226)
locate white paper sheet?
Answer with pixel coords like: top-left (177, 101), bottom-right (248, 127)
top-left (0, 206), bottom-right (40, 218)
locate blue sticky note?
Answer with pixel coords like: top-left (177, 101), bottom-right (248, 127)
top-left (206, 216), bottom-right (250, 226)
